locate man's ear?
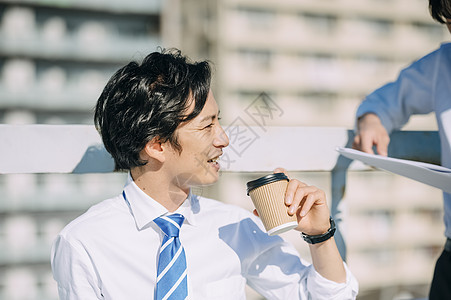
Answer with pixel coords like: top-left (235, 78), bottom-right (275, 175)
top-left (141, 138), bottom-right (166, 163)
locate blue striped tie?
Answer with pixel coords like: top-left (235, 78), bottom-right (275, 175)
top-left (154, 214), bottom-right (188, 300)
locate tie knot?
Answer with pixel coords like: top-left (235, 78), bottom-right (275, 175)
top-left (154, 214), bottom-right (184, 237)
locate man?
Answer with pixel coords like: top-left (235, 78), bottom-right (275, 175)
top-left (52, 49), bottom-right (358, 299)
top-left (353, 0), bottom-right (451, 299)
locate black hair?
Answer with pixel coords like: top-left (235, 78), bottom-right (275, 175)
top-left (94, 48), bottom-right (212, 171)
top-left (429, 0), bottom-right (451, 23)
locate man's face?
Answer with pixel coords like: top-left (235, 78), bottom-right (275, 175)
top-left (164, 90), bottom-right (229, 191)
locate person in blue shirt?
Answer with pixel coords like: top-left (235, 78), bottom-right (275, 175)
top-left (353, 1), bottom-right (451, 299)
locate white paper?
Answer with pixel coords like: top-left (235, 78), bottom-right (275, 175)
top-left (336, 147), bottom-right (451, 194)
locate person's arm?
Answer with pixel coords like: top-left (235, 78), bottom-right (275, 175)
top-left (308, 237), bottom-right (346, 282)
top-left (250, 168), bottom-right (358, 299)
top-left (280, 168), bottom-right (346, 283)
top-left (51, 235), bottom-right (103, 299)
top-left (354, 47), bottom-right (440, 155)
top-left (244, 231), bottom-right (358, 300)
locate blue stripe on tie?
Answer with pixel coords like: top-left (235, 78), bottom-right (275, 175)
top-left (157, 245), bottom-right (184, 281)
top-left (154, 214), bottom-right (187, 300)
top-left (165, 270), bottom-right (187, 300)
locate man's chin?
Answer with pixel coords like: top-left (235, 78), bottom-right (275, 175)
top-left (196, 173), bottom-right (221, 187)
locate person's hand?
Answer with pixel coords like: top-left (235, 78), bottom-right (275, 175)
top-left (253, 168), bottom-right (330, 236)
top-left (353, 113), bottom-right (389, 156)
top-left (253, 169), bottom-right (347, 284)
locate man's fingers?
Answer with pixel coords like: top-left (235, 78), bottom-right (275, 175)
top-left (352, 135), bottom-right (361, 150)
top-left (287, 185), bottom-right (320, 216)
top-left (285, 179), bottom-right (306, 206)
top-left (360, 134), bottom-right (375, 154)
top-left (355, 113), bottom-right (390, 155)
top-left (298, 190), bottom-right (324, 217)
top-left (274, 167), bottom-right (288, 177)
top-left (376, 135), bottom-right (390, 156)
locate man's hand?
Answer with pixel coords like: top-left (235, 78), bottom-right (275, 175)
top-left (253, 168), bottom-right (347, 283)
top-left (253, 168), bottom-right (330, 236)
top-left (353, 113), bottom-right (390, 156)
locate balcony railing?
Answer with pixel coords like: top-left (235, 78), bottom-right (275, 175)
top-left (0, 124), bottom-right (441, 250)
top-left (0, 124), bottom-right (442, 298)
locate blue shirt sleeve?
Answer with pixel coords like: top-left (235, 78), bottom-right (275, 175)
top-left (356, 46), bottom-right (443, 133)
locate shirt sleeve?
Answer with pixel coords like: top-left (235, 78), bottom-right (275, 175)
top-left (305, 263), bottom-right (359, 300)
top-left (356, 46), bottom-right (441, 133)
top-left (51, 235), bottom-right (103, 300)
top-left (241, 216), bottom-right (358, 299)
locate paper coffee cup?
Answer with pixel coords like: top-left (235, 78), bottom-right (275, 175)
top-left (246, 173), bottom-right (298, 235)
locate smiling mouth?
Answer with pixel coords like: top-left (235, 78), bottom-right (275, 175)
top-left (207, 156), bottom-right (219, 164)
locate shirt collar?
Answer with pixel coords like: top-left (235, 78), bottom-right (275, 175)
top-left (122, 173), bottom-right (197, 230)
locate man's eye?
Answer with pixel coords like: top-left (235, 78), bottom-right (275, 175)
top-left (204, 123), bottom-right (214, 129)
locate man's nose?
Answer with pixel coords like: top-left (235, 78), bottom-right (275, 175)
top-left (214, 125), bottom-right (229, 148)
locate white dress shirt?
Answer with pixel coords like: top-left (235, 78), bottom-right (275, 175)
top-left (51, 175), bottom-right (358, 299)
top-left (356, 42), bottom-right (451, 239)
